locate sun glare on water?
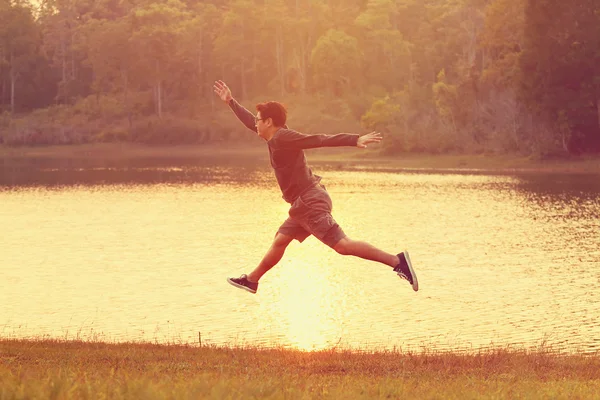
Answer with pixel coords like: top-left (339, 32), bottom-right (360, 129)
top-left (260, 254), bottom-right (349, 351)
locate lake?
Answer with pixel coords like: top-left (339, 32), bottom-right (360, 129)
top-left (1, 153), bottom-right (599, 353)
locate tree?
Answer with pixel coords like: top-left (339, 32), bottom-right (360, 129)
top-left (432, 69), bottom-right (458, 133)
top-left (176, 3), bottom-right (221, 105)
top-left (39, 0), bottom-right (91, 104)
top-left (479, 0), bottom-right (524, 90)
top-left (310, 29), bottom-right (363, 95)
top-left (80, 18), bottom-right (134, 122)
top-left (354, 0), bottom-right (412, 92)
top-left (521, 0), bottom-right (600, 153)
top-left (129, 0), bottom-right (190, 118)
top-left (284, 0), bottom-right (332, 93)
top-left (0, 0), bottom-right (41, 113)
top-left (213, 0), bottom-right (262, 101)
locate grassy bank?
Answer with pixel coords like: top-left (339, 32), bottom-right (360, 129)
top-left (1, 339), bottom-right (599, 399)
top-left (2, 143), bottom-right (600, 174)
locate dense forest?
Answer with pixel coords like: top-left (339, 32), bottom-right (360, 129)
top-left (0, 0), bottom-right (599, 155)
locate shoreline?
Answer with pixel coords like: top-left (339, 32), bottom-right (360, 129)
top-left (2, 143), bottom-right (600, 174)
top-left (0, 337), bottom-right (596, 356)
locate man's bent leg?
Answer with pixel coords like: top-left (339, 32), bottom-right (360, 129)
top-left (247, 232), bottom-right (294, 283)
top-left (333, 236), bottom-right (418, 291)
top-left (333, 236), bottom-right (399, 268)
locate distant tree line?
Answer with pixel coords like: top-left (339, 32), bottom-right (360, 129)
top-left (0, 0), bottom-right (598, 155)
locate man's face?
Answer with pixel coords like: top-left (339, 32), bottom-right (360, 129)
top-left (255, 112), bottom-right (269, 140)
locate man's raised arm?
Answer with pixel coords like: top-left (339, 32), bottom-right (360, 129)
top-left (213, 80), bottom-right (257, 133)
top-left (272, 129), bottom-right (382, 150)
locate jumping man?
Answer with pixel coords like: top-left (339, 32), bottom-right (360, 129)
top-left (213, 80), bottom-right (418, 294)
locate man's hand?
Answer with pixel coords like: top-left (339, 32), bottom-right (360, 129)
top-left (213, 80), bottom-right (233, 103)
top-left (357, 131), bottom-right (382, 148)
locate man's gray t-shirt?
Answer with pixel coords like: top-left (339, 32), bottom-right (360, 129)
top-left (229, 99), bottom-right (359, 203)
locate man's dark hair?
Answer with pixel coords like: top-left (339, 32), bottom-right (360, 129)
top-left (256, 101), bottom-right (287, 127)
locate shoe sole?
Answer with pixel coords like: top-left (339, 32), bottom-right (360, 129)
top-left (404, 251), bottom-right (419, 292)
top-left (226, 278), bottom-right (257, 294)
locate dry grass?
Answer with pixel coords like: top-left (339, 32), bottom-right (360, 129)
top-left (1, 339), bottom-right (599, 399)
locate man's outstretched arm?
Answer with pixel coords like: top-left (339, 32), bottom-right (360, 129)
top-left (273, 129), bottom-right (382, 150)
top-left (213, 80), bottom-right (257, 133)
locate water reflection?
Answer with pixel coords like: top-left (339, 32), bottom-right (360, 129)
top-left (263, 262), bottom-right (346, 351)
top-left (1, 160), bottom-right (599, 353)
top-left (1, 165), bottom-right (272, 188)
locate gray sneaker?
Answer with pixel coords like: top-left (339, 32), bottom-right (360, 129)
top-left (393, 252), bottom-right (418, 291)
top-left (227, 274), bottom-right (258, 294)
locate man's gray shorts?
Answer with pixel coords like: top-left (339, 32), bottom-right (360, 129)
top-left (277, 184), bottom-right (346, 248)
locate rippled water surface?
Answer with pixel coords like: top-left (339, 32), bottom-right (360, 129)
top-left (1, 157), bottom-right (599, 353)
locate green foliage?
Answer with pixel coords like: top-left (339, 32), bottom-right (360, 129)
top-left (212, 0), bottom-right (260, 100)
top-left (0, 0), bottom-right (46, 113)
top-left (432, 69), bottom-right (458, 131)
top-left (354, 0), bottom-right (412, 90)
top-left (361, 95), bottom-right (407, 152)
top-left (81, 18), bottom-right (132, 96)
top-left (520, 0), bottom-right (600, 154)
top-left (361, 96), bottom-right (400, 133)
top-left (287, 95), bottom-right (364, 135)
top-left (0, 0), bottom-right (598, 155)
top-left (4, 105), bottom-right (91, 145)
top-left (0, 110), bottom-right (10, 127)
top-left (361, 89), bottom-right (456, 153)
top-left (129, 116), bottom-right (212, 144)
top-left (310, 29), bottom-right (363, 95)
top-left (479, 0), bottom-right (524, 90)
top-left (96, 128), bottom-right (128, 143)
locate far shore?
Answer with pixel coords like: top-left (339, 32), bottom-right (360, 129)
top-left (2, 143), bottom-right (600, 174)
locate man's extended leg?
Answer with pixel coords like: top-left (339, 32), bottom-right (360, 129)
top-left (247, 232), bottom-right (294, 283)
top-left (227, 232), bottom-right (294, 294)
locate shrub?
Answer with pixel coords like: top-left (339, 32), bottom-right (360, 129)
top-left (129, 116), bottom-right (209, 144)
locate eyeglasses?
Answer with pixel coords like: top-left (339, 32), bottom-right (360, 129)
top-left (255, 116), bottom-right (268, 124)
